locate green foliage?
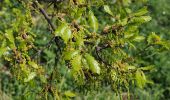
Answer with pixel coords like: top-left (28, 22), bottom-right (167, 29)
top-left (136, 0), bottom-right (170, 99)
top-left (55, 21), bottom-right (72, 43)
top-left (88, 10), bottom-right (99, 32)
top-left (0, 0), bottom-right (169, 99)
top-left (135, 69), bottom-right (146, 89)
top-left (103, 5), bottom-right (114, 16)
top-left (84, 53), bottom-right (100, 74)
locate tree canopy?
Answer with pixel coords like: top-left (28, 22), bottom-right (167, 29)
top-left (0, 0), bottom-right (170, 99)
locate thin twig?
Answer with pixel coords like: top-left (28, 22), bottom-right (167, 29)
top-left (32, 1), bottom-right (57, 59)
top-left (33, 0), bottom-right (55, 31)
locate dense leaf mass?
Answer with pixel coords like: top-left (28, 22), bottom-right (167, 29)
top-left (0, 0), bottom-right (170, 99)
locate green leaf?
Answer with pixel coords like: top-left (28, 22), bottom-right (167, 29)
top-left (158, 41), bottom-right (170, 50)
top-left (104, 5), bottom-right (113, 16)
top-left (55, 22), bottom-right (72, 43)
top-left (88, 10), bottom-right (98, 32)
top-left (126, 65), bottom-right (136, 70)
top-left (63, 50), bottom-right (79, 60)
top-left (73, 7), bottom-right (85, 20)
top-left (119, 18), bottom-right (128, 26)
top-left (5, 30), bottom-right (15, 49)
top-left (135, 70), bottom-right (146, 88)
top-left (111, 70), bottom-right (117, 80)
top-left (139, 66), bottom-right (154, 71)
top-left (40, 75), bottom-right (47, 83)
top-left (24, 72), bottom-right (36, 82)
top-left (130, 16), bottom-right (152, 24)
top-left (71, 55), bottom-right (82, 71)
top-left (84, 53), bottom-right (100, 74)
top-left (142, 16), bottom-right (152, 22)
top-left (133, 36), bottom-right (145, 42)
top-left (0, 47), bottom-right (7, 57)
top-left (82, 58), bottom-right (89, 69)
top-left (5, 30), bottom-right (14, 43)
top-left (132, 7), bottom-right (148, 17)
top-left (64, 91), bottom-right (76, 97)
top-left (28, 61), bottom-right (39, 69)
top-left (128, 42), bottom-right (136, 49)
top-left (147, 32), bottom-right (161, 44)
top-left (74, 30), bottom-right (85, 46)
top-left (77, 0), bottom-right (85, 4)
top-left (124, 26), bottom-right (138, 39)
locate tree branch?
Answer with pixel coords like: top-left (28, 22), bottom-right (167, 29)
top-left (33, 0), bottom-right (55, 31)
top-left (32, 1), bottom-right (57, 59)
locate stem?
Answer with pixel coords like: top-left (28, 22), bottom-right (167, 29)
top-left (33, 0), bottom-right (55, 31)
top-left (31, 1), bottom-right (58, 59)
